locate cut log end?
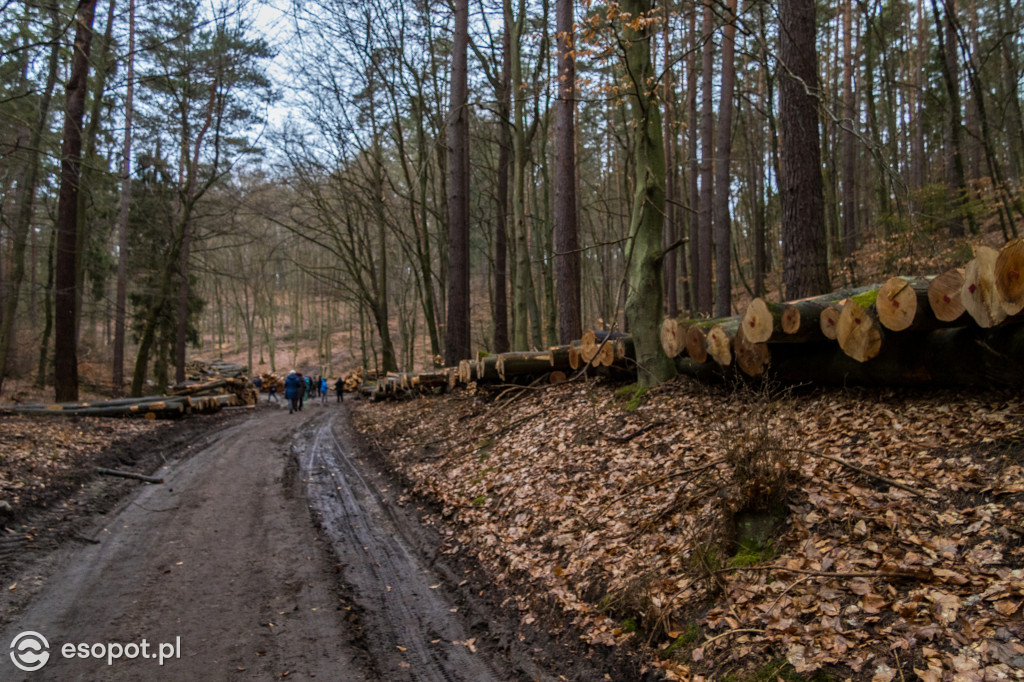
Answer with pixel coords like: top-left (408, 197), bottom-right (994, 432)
top-left (707, 324), bottom-right (733, 367)
top-left (820, 305), bottom-right (842, 341)
top-left (877, 276), bottom-right (918, 332)
top-left (837, 300), bottom-right (883, 362)
top-left (660, 318), bottom-right (687, 358)
top-left (741, 298), bottom-right (775, 344)
top-left (734, 327), bottom-right (771, 377)
top-left (781, 305), bottom-right (801, 334)
top-left (928, 268), bottom-right (966, 322)
top-left (995, 237), bottom-right (1024, 315)
top-left (685, 324), bottom-right (709, 363)
top-left (458, 359), bottom-right (473, 384)
top-left (962, 246), bottom-right (1009, 328)
top-left (580, 330), bottom-right (599, 363)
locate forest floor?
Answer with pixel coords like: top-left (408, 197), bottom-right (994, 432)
top-left (351, 376), bottom-right (1024, 681)
top-left (1, 385), bottom-right (1022, 680)
top-left (0, 401), bottom-right (640, 681)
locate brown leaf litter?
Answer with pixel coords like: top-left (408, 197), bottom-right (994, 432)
top-left (353, 378), bottom-right (1024, 681)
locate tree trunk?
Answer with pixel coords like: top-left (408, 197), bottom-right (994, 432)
top-left (686, 4), bottom-right (700, 315)
top-left (930, 0), bottom-right (975, 237)
top-left (507, 0), bottom-right (534, 351)
top-left (778, 0), bottom-right (830, 299)
top-left (75, 0), bottom-right (115, 347)
top-left (112, 0), bottom-right (135, 397)
top-left (174, 209), bottom-right (193, 384)
top-left (36, 227), bottom-right (56, 388)
top-left (697, 0), bottom-right (715, 315)
top-left (621, 0), bottom-right (676, 386)
top-left (444, 0), bottom-right (471, 365)
top-left (554, 0), bottom-right (581, 345)
top-left (841, 0), bottom-right (858, 261)
top-left (662, 5), bottom-right (678, 319)
top-left (493, 18), bottom-right (512, 353)
top-left (713, 0), bottom-right (739, 318)
top-left (54, 0), bottom-right (100, 402)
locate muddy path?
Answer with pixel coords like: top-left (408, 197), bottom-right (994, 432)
top-left (0, 404), bottom-right (560, 681)
top-left (302, 412), bottom-right (527, 681)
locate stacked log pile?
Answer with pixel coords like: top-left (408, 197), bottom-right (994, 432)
top-left (171, 359), bottom-right (255, 407)
top-left (361, 239), bottom-right (1024, 398)
top-left (661, 241), bottom-right (1024, 387)
top-left (342, 367), bottom-right (365, 392)
top-left (1, 359), bottom-right (254, 418)
top-left (0, 395), bottom-right (193, 419)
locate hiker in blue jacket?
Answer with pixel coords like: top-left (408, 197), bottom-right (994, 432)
top-left (284, 370), bottom-right (303, 414)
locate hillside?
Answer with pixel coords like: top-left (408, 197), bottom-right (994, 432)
top-left (352, 378), bottom-right (1024, 680)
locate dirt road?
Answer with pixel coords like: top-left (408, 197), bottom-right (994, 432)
top-left (0, 404), bottom-right (559, 681)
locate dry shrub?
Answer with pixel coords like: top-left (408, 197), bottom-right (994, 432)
top-left (715, 381), bottom-right (794, 518)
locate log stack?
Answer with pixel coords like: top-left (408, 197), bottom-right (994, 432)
top-left (663, 239), bottom-right (1024, 387)
top-left (0, 358), bottom-right (259, 419)
top-left (359, 240), bottom-right (1024, 399)
top-left (0, 395), bottom-right (192, 419)
top-left (172, 359), bottom-right (255, 407)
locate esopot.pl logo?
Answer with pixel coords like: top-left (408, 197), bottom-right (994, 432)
top-left (9, 631), bottom-right (50, 672)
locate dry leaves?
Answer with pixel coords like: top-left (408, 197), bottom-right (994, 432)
top-left (355, 380), bottom-right (1024, 680)
top-left (0, 416), bottom-right (171, 517)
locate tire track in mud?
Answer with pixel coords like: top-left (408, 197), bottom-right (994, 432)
top-left (300, 412), bottom-right (502, 682)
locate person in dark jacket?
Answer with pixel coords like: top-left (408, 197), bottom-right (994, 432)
top-left (334, 377), bottom-right (344, 402)
top-left (284, 370), bottom-right (302, 414)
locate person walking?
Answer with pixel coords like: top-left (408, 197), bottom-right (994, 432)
top-left (284, 371), bottom-right (302, 414)
top-left (334, 377), bottom-right (344, 402)
top-left (267, 378), bottom-right (278, 403)
top-left (320, 377), bottom-right (328, 404)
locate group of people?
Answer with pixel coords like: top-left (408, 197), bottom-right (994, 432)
top-left (254, 372), bottom-right (346, 414)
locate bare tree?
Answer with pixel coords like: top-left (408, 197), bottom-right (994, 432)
top-left (0, 0), bottom-right (61, 395)
top-left (713, 0), bottom-right (739, 318)
top-left (112, 0), bottom-right (135, 395)
top-left (553, 0), bottom-right (580, 343)
top-left (697, 0), bottom-right (714, 315)
top-left (445, 0), bottom-right (470, 365)
top-left (54, 0), bottom-right (99, 402)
